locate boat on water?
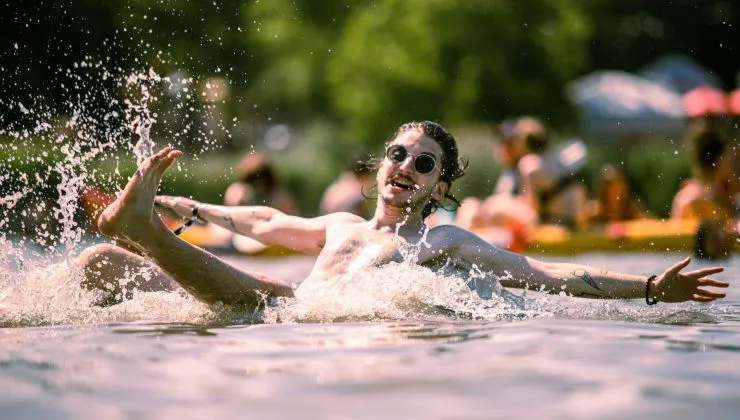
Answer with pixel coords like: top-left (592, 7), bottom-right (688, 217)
top-left (163, 216), bottom-right (298, 257)
top-left (165, 215), bottom-right (722, 256)
top-left (474, 218), bottom-right (709, 255)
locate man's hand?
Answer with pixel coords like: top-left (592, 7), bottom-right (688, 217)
top-left (155, 195), bottom-right (200, 219)
top-left (652, 257), bottom-right (729, 303)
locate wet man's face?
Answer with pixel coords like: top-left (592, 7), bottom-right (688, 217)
top-left (377, 130), bottom-right (447, 213)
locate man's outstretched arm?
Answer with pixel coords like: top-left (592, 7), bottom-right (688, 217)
top-left (443, 226), bottom-right (729, 303)
top-left (156, 196), bottom-right (363, 254)
top-left (519, 256), bottom-right (727, 302)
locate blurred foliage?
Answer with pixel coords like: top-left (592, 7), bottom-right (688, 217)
top-left (98, 0), bottom-right (590, 148)
top-left (324, 0), bottom-right (589, 144)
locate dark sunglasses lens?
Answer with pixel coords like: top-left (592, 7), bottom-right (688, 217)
top-left (414, 155), bottom-right (436, 174)
top-left (386, 145), bottom-right (407, 163)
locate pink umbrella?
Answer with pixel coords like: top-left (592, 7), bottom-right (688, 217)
top-left (730, 89), bottom-right (740, 115)
top-left (682, 85), bottom-right (728, 117)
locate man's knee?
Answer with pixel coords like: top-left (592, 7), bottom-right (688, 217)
top-left (75, 243), bottom-right (121, 270)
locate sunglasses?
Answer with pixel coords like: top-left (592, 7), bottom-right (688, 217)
top-left (384, 144), bottom-right (439, 174)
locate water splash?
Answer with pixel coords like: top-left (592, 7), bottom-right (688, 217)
top-left (266, 258), bottom-right (543, 324)
top-left (0, 260), bottom-right (213, 328)
top-left (125, 68), bottom-right (161, 164)
top-left (0, 61), bottom-right (233, 326)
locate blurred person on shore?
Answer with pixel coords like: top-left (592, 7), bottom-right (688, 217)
top-left (224, 151), bottom-right (298, 214)
top-left (694, 219), bottom-right (732, 261)
top-left (319, 151), bottom-right (375, 219)
top-left (670, 121), bottom-right (735, 221)
top-left (671, 109), bottom-right (740, 260)
top-left (458, 117), bottom-right (587, 231)
top-left (515, 117), bottom-right (589, 229)
top-left (455, 118), bottom-right (536, 231)
top-left (223, 151), bottom-right (299, 253)
top-left (586, 163), bottom-right (648, 223)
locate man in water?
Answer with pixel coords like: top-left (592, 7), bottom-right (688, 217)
top-left (76, 121), bottom-right (729, 308)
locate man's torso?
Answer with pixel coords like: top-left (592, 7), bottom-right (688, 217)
top-left (295, 220), bottom-right (456, 296)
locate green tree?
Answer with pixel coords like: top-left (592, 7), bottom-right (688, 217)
top-left (242, 0), bottom-right (360, 115)
top-left (326, 0), bottom-right (591, 146)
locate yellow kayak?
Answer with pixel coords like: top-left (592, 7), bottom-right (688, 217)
top-left (473, 218), bottom-right (717, 255)
top-left (168, 214), bottom-right (726, 256)
top-left (165, 217), bottom-right (298, 257)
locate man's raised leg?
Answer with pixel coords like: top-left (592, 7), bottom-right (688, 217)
top-left (89, 147), bottom-right (294, 307)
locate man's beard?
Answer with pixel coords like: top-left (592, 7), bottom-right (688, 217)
top-left (380, 187), bottom-right (431, 215)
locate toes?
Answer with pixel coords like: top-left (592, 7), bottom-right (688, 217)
top-left (149, 148), bottom-right (167, 164)
top-left (154, 150), bottom-right (181, 178)
top-left (141, 148), bottom-right (181, 182)
top-left (148, 147), bottom-right (174, 164)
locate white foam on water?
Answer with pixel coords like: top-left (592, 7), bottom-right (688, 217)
top-left (0, 240), bottom-right (214, 327)
top-left (265, 257), bottom-right (547, 324)
top-left (1, 227), bottom-right (558, 327)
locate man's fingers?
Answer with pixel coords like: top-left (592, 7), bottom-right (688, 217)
top-left (154, 195), bottom-right (195, 219)
top-left (692, 286), bottom-right (726, 301)
top-left (695, 288), bottom-right (727, 299)
top-left (668, 257), bottom-right (692, 274)
top-left (697, 278), bottom-right (730, 288)
top-left (692, 295), bottom-right (717, 303)
top-left (686, 267), bottom-right (725, 278)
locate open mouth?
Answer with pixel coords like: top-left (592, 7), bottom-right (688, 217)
top-left (389, 176), bottom-right (416, 191)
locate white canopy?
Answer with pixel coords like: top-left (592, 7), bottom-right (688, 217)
top-left (568, 70), bottom-right (686, 137)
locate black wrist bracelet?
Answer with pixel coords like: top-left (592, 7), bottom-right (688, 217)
top-left (645, 275), bottom-right (658, 305)
top-left (192, 205), bottom-right (203, 220)
top-left (172, 205), bottom-right (203, 236)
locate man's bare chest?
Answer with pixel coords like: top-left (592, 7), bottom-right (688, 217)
top-left (322, 230), bottom-right (404, 267)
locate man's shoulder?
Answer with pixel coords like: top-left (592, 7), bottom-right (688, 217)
top-left (321, 211), bottom-right (367, 226)
top-left (428, 224), bottom-right (476, 242)
top-left (422, 224), bottom-right (494, 261)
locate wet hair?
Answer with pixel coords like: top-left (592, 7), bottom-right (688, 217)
top-left (388, 121), bottom-right (468, 219)
top-left (346, 151), bottom-right (374, 176)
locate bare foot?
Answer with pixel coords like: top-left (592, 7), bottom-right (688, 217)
top-left (98, 147), bottom-right (183, 244)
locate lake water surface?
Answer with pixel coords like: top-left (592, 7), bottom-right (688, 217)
top-left (1, 249), bottom-right (739, 419)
